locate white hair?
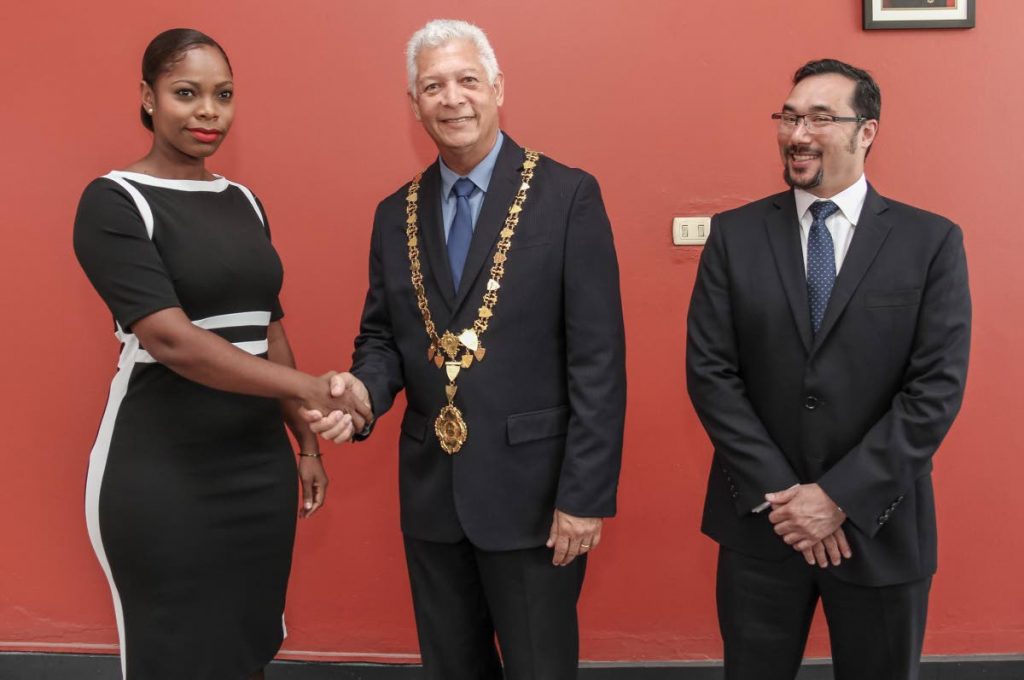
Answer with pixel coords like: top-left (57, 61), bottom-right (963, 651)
top-left (406, 19), bottom-right (500, 96)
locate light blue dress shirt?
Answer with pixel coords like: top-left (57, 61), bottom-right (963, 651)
top-left (438, 132), bottom-right (505, 242)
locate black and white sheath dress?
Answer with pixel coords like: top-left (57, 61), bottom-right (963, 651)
top-left (73, 171), bottom-right (298, 680)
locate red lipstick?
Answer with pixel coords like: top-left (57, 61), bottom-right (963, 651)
top-left (188, 128), bottom-right (222, 143)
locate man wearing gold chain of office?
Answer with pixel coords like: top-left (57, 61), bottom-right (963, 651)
top-left (304, 18), bottom-right (626, 680)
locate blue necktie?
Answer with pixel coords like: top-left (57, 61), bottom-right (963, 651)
top-left (807, 200), bottom-right (840, 335)
top-left (448, 177), bottom-right (475, 292)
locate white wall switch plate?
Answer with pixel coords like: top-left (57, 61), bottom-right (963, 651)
top-left (672, 216), bottom-right (711, 246)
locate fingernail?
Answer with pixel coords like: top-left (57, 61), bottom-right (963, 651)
top-left (305, 502), bottom-right (312, 510)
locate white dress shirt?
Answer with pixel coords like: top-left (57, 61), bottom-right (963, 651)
top-left (793, 173), bottom-right (868, 274)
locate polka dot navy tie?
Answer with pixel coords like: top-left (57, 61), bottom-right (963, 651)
top-left (807, 200), bottom-right (840, 335)
top-left (448, 177), bottom-right (475, 292)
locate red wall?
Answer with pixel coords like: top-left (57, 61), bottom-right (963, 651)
top-left (1, 0), bottom-right (1021, 663)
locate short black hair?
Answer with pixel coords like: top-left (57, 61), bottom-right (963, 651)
top-left (140, 28), bottom-right (232, 131)
top-left (793, 58), bottom-right (881, 122)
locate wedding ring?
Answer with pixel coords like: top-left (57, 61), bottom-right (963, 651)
top-left (581, 543), bottom-right (591, 549)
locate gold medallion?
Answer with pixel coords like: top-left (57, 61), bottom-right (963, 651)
top-left (439, 331), bottom-right (461, 358)
top-left (435, 404), bottom-right (468, 454)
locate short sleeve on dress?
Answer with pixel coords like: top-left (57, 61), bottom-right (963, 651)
top-left (73, 178), bottom-right (181, 332)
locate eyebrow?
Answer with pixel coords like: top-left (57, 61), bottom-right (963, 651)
top-left (419, 68), bottom-right (482, 82)
top-left (782, 102), bottom-right (837, 114)
top-left (169, 79), bottom-right (234, 88)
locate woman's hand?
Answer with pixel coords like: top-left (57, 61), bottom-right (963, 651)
top-left (298, 455), bottom-right (329, 518)
top-left (300, 372), bottom-right (372, 432)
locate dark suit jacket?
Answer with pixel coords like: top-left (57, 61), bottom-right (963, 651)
top-left (351, 134), bottom-right (626, 551)
top-left (686, 185), bottom-right (970, 587)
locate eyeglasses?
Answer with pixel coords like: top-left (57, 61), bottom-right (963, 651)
top-left (772, 112), bottom-right (867, 133)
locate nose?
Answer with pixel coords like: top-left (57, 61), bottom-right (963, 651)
top-left (439, 81), bottom-right (465, 107)
top-left (787, 117), bottom-right (813, 144)
top-left (195, 95), bottom-right (219, 121)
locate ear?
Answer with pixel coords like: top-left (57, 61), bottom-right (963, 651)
top-left (492, 72), bottom-right (505, 107)
top-left (140, 80), bottom-right (155, 114)
top-left (408, 91), bottom-right (422, 122)
top-left (859, 118), bottom-right (878, 151)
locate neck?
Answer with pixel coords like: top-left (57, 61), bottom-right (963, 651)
top-left (439, 130), bottom-right (498, 176)
top-left (133, 140), bottom-right (211, 180)
top-left (807, 174), bottom-right (861, 199)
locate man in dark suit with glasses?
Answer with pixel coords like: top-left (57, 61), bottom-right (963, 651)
top-left (687, 58), bottom-right (971, 679)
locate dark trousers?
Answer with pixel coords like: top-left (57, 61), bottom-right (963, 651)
top-left (403, 536), bottom-right (587, 680)
top-left (717, 546), bottom-right (931, 680)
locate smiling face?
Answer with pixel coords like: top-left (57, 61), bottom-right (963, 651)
top-left (409, 39), bottom-right (503, 174)
top-left (141, 44), bottom-right (234, 161)
top-left (778, 73), bottom-right (877, 197)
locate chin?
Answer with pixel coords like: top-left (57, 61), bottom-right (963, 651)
top-left (784, 166), bottom-right (824, 190)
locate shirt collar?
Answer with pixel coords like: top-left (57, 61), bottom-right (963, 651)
top-left (439, 131), bottom-right (505, 198)
top-left (793, 173), bottom-right (868, 226)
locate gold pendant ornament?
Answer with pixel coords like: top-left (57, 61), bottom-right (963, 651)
top-left (435, 403), bottom-right (469, 454)
top-left (405, 149), bottom-right (541, 454)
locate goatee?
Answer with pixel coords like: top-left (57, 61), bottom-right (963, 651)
top-left (784, 165), bottom-right (823, 190)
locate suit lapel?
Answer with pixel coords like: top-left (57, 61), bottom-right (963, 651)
top-left (417, 162), bottom-right (456, 313)
top-left (450, 137), bottom-right (525, 315)
top-left (765, 193), bottom-right (813, 354)
top-left (812, 185), bottom-right (892, 351)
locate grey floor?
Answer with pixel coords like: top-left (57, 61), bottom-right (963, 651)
top-left (1, 654), bottom-right (1021, 680)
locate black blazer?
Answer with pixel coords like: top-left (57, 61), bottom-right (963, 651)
top-left (351, 134), bottom-right (626, 551)
top-left (687, 186), bottom-right (970, 587)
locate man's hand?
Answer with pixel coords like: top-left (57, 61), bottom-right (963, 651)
top-left (546, 510), bottom-right (602, 566)
top-left (799, 526), bottom-right (852, 567)
top-left (300, 372), bottom-right (373, 443)
top-left (767, 483), bottom-right (848, 553)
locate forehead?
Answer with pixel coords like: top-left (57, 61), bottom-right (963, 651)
top-left (160, 45), bottom-right (231, 82)
top-left (416, 39), bottom-right (485, 79)
top-left (784, 73), bottom-right (856, 112)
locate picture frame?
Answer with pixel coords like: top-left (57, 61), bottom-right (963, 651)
top-left (863, 0), bottom-right (975, 30)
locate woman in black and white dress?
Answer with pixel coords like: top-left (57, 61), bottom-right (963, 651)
top-left (73, 29), bottom-right (368, 680)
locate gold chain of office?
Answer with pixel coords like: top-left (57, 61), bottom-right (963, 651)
top-left (405, 149), bottom-right (541, 454)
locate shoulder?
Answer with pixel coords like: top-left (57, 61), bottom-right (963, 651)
top-left (221, 175), bottom-right (257, 197)
top-left (876, 193), bottom-right (959, 237)
top-left (221, 177), bottom-right (268, 222)
top-left (533, 152), bottom-right (599, 194)
top-left (379, 178), bottom-right (416, 210)
top-left (713, 192), bottom-right (788, 232)
top-left (75, 175), bottom-right (148, 225)
top-left (375, 165), bottom-right (431, 219)
top-left (78, 174), bottom-right (135, 204)
top-left (73, 176), bottom-right (150, 250)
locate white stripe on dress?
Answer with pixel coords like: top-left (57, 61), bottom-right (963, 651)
top-left (102, 173), bottom-right (154, 239)
top-left (128, 312), bottom-right (272, 363)
top-left (133, 339), bottom-right (268, 364)
top-left (85, 325), bottom-right (140, 678)
top-left (228, 181), bottom-right (265, 226)
top-left (106, 171), bottom-right (230, 193)
top-left (193, 311), bottom-right (272, 330)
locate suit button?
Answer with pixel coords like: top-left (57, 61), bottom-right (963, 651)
top-left (804, 396), bottom-right (820, 410)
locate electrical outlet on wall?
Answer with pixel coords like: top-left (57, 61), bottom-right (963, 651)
top-left (672, 216), bottom-right (711, 246)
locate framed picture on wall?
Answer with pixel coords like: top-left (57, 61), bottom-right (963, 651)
top-left (863, 0), bottom-right (975, 29)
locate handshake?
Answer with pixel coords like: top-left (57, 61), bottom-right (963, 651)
top-left (298, 372), bottom-right (374, 444)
